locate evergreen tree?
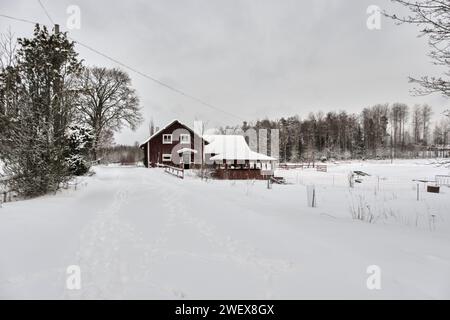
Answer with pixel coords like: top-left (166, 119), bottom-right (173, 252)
top-left (65, 124), bottom-right (94, 176)
top-left (0, 25), bottom-right (82, 197)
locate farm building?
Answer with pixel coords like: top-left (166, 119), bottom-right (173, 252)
top-left (140, 120), bottom-right (277, 179)
top-left (204, 135), bottom-right (276, 179)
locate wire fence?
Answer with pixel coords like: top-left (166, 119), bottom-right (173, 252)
top-left (275, 168), bottom-right (450, 192)
top-left (0, 175), bottom-right (16, 204)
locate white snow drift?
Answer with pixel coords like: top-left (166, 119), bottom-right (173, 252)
top-left (0, 160), bottom-right (449, 299)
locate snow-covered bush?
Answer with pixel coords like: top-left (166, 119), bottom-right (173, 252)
top-left (341, 151), bottom-right (352, 160)
top-left (66, 154), bottom-right (89, 176)
top-left (65, 125), bottom-right (94, 176)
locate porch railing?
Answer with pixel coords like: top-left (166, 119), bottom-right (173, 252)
top-left (164, 165), bottom-right (184, 179)
top-left (436, 175), bottom-right (450, 186)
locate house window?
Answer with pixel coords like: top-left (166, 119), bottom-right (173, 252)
top-left (162, 154), bottom-right (172, 162)
top-left (180, 134), bottom-right (190, 144)
top-left (162, 134), bottom-right (172, 144)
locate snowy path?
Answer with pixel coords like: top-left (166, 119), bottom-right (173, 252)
top-left (1, 165), bottom-right (450, 299)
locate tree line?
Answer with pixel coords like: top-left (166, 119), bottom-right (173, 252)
top-left (0, 25), bottom-right (143, 197)
top-left (220, 103), bottom-right (449, 163)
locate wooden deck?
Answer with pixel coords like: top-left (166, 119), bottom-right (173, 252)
top-left (212, 169), bottom-right (269, 180)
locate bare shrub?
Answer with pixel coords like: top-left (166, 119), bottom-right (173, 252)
top-left (349, 193), bottom-right (375, 223)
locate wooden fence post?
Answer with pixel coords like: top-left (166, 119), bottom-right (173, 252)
top-left (416, 183), bottom-right (420, 201)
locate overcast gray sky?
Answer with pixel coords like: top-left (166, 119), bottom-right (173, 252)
top-left (1, 0), bottom-right (448, 144)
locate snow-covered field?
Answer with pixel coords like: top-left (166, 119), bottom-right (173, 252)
top-left (1, 160), bottom-right (450, 299)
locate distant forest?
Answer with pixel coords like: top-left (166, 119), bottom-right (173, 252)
top-left (97, 144), bottom-right (142, 165)
top-left (219, 103), bottom-right (450, 162)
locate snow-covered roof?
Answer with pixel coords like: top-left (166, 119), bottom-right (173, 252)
top-left (204, 135), bottom-right (276, 162)
top-left (176, 148), bottom-right (198, 154)
top-left (139, 120), bottom-right (275, 161)
top-left (139, 119), bottom-right (194, 148)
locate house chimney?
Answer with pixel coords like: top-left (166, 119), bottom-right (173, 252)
top-left (54, 24), bottom-right (60, 34)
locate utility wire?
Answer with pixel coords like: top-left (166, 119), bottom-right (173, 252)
top-left (0, 12), bottom-right (245, 121)
top-left (0, 14), bottom-right (41, 26)
top-left (37, 0), bottom-right (55, 25)
top-left (70, 38), bottom-right (245, 121)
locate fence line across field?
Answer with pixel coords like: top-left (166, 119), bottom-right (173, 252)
top-left (306, 185), bottom-right (317, 207)
top-left (278, 163), bottom-right (317, 170)
top-left (1, 175), bottom-right (89, 205)
top-left (277, 168), bottom-right (441, 191)
top-left (436, 175), bottom-right (450, 187)
top-left (0, 175), bottom-right (16, 204)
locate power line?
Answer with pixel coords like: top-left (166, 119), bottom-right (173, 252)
top-left (0, 12), bottom-right (246, 121)
top-left (37, 0), bottom-right (55, 25)
top-left (0, 14), bottom-right (40, 26)
top-left (70, 38), bottom-right (245, 121)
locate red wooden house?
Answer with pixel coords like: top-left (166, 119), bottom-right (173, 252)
top-left (139, 120), bottom-right (206, 169)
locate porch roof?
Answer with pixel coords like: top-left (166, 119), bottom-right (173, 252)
top-left (177, 148), bottom-right (198, 154)
top-left (205, 135), bottom-right (276, 162)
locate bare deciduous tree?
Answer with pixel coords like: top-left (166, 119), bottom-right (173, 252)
top-left (0, 28), bottom-right (17, 70)
top-left (386, 1), bottom-right (450, 98)
top-left (421, 104), bottom-right (433, 144)
top-left (0, 28), bottom-right (18, 117)
top-left (412, 104), bottom-right (423, 144)
top-left (76, 67), bottom-right (143, 159)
